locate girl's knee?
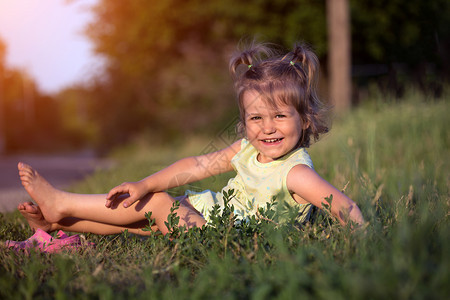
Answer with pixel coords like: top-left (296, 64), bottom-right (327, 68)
top-left (149, 192), bottom-right (174, 206)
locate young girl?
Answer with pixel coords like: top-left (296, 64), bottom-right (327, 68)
top-left (16, 42), bottom-right (364, 236)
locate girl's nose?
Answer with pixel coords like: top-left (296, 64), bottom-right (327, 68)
top-left (262, 119), bottom-right (276, 134)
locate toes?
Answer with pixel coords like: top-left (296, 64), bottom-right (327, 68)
top-left (18, 162), bottom-right (34, 176)
top-left (24, 203), bottom-right (39, 214)
top-left (18, 203), bottom-right (40, 215)
top-left (19, 171), bottom-right (32, 180)
top-left (18, 162), bottom-right (32, 170)
top-left (19, 168), bottom-right (33, 177)
top-left (19, 177), bottom-right (31, 187)
top-left (18, 167), bottom-right (35, 186)
top-left (18, 201), bottom-right (34, 211)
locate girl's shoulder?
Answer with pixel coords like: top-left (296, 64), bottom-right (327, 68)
top-left (231, 138), bottom-right (250, 156)
top-left (283, 147), bottom-right (314, 170)
top-left (240, 138), bottom-right (249, 148)
top-left (224, 139), bottom-right (244, 160)
top-left (231, 138), bottom-right (254, 161)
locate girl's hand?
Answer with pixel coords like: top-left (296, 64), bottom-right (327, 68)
top-left (105, 181), bottom-right (148, 208)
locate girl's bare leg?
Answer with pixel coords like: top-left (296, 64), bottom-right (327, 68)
top-left (58, 218), bottom-right (158, 235)
top-left (18, 162), bottom-right (206, 235)
top-left (18, 202), bottom-right (157, 235)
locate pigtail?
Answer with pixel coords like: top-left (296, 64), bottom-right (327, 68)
top-left (229, 41), bottom-right (274, 80)
top-left (289, 43), bottom-right (320, 93)
top-left (229, 48), bottom-right (254, 79)
top-left (288, 43), bottom-right (329, 145)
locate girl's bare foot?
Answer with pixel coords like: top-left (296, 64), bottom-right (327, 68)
top-left (18, 202), bottom-right (54, 232)
top-left (18, 162), bottom-right (66, 223)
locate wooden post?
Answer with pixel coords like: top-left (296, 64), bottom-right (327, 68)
top-left (327, 0), bottom-right (352, 112)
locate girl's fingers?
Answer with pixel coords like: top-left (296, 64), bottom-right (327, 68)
top-left (105, 183), bottom-right (141, 208)
top-left (105, 187), bottom-right (120, 207)
top-left (105, 191), bottom-right (123, 207)
top-left (105, 184), bottom-right (133, 207)
top-left (105, 189), bottom-right (117, 200)
top-left (106, 184), bottom-right (128, 200)
top-left (122, 198), bottom-right (134, 208)
top-left (105, 198), bottom-right (113, 208)
top-left (105, 193), bottom-right (137, 208)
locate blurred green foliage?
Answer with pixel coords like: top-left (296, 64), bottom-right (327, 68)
top-left (81, 0), bottom-right (328, 148)
top-left (351, 0), bottom-right (450, 67)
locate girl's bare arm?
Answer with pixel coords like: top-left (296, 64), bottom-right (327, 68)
top-left (105, 140), bottom-right (242, 208)
top-left (286, 164), bottom-right (365, 226)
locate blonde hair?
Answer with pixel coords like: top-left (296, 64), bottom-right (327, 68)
top-left (229, 41), bottom-right (329, 148)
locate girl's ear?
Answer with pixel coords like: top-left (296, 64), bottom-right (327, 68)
top-left (302, 119), bottom-right (310, 130)
top-left (237, 120), bottom-right (247, 138)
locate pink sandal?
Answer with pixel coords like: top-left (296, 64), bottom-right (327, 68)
top-left (5, 229), bottom-right (94, 253)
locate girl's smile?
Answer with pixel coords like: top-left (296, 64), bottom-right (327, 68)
top-left (243, 90), bottom-right (304, 163)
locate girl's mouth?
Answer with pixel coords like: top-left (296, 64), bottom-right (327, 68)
top-left (261, 138), bottom-right (283, 144)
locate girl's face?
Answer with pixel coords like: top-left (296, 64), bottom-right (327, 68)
top-left (243, 90), bottom-right (304, 163)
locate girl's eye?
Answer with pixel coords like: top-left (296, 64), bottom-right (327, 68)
top-left (275, 114), bottom-right (286, 118)
top-left (250, 116), bottom-right (261, 121)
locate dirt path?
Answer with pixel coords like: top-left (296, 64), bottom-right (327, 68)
top-left (0, 151), bottom-right (113, 212)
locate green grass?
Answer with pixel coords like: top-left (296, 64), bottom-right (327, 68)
top-left (1, 91), bottom-right (449, 299)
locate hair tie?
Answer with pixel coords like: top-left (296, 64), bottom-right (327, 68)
top-left (290, 61), bottom-right (295, 66)
top-left (248, 64), bottom-right (253, 69)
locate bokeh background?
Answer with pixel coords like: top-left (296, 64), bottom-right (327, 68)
top-left (0, 0), bottom-right (448, 154)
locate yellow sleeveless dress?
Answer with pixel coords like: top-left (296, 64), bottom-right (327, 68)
top-left (186, 139), bottom-right (314, 224)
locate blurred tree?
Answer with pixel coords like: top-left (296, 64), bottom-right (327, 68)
top-left (207, 0), bottom-right (327, 54)
top-left (327, 0), bottom-right (351, 113)
top-left (350, 0), bottom-right (450, 95)
top-left (1, 69), bottom-right (57, 152)
top-left (57, 87), bottom-right (97, 147)
top-left (86, 0), bottom-right (327, 76)
top-left (0, 39), bottom-right (5, 153)
top-left (84, 0), bottom-right (450, 147)
top-left (0, 37), bottom-right (81, 153)
top-left (85, 0), bottom-right (327, 148)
